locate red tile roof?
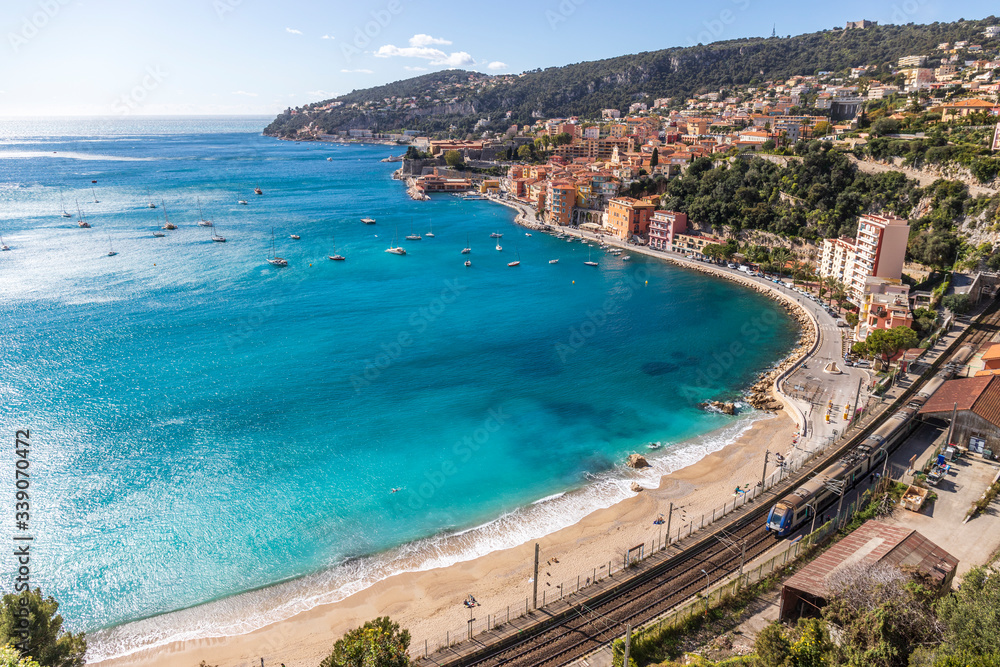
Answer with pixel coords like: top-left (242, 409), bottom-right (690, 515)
top-left (919, 375), bottom-right (1000, 429)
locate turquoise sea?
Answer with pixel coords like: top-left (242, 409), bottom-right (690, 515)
top-left (0, 117), bottom-right (797, 660)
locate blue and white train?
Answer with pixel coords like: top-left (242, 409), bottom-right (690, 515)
top-left (765, 344), bottom-right (974, 537)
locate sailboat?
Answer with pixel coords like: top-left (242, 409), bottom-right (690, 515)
top-left (461, 234), bottom-right (471, 254)
top-left (507, 247), bottom-right (520, 267)
top-left (146, 189), bottom-right (156, 209)
top-left (425, 221), bottom-right (435, 238)
top-left (584, 248), bottom-right (598, 267)
top-left (385, 228), bottom-right (406, 255)
top-left (1, 235), bottom-right (10, 251)
top-left (106, 233), bottom-right (117, 257)
top-left (328, 235), bottom-right (345, 261)
top-left (266, 227), bottom-right (287, 266)
top-left (161, 202), bottom-right (177, 230)
top-left (490, 232), bottom-right (503, 238)
top-left (196, 199), bottom-right (212, 226)
top-left (76, 201), bottom-right (91, 228)
top-left (91, 186), bottom-right (100, 204)
top-left (152, 229), bottom-right (165, 238)
top-left (465, 259), bottom-right (471, 267)
top-left (405, 221), bottom-right (421, 241)
top-left (254, 185), bottom-right (263, 195)
top-left (495, 241), bottom-right (502, 251)
top-left (211, 223), bottom-right (226, 242)
top-left (60, 190), bottom-right (72, 217)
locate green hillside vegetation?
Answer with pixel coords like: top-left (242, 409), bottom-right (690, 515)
top-left (265, 17), bottom-right (996, 138)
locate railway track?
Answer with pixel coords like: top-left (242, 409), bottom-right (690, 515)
top-left (421, 297), bottom-right (1000, 667)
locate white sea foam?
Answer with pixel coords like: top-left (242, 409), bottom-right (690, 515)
top-left (85, 412), bottom-right (769, 663)
top-left (0, 150), bottom-right (153, 161)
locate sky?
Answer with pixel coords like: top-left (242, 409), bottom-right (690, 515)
top-left (0, 0), bottom-right (996, 117)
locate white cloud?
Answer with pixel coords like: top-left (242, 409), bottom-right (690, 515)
top-left (340, 69), bottom-right (374, 74)
top-left (307, 90), bottom-right (335, 97)
top-left (409, 34), bottom-right (452, 47)
top-left (286, 27), bottom-right (302, 35)
top-left (486, 61), bottom-right (508, 71)
top-left (232, 90), bottom-right (258, 97)
top-left (374, 44), bottom-right (474, 67)
top-left (321, 34), bottom-right (335, 39)
top-left (404, 66), bottom-right (428, 72)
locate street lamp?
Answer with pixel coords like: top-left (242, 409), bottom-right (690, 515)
top-left (700, 569), bottom-right (711, 610)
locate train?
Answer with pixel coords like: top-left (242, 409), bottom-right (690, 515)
top-left (765, 344), bottom-right (975, 537)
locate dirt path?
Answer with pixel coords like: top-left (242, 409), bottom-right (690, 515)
top-left (847, 155), bottom-right (999, 198)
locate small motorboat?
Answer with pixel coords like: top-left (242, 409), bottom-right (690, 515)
top-left (254, 186), bottom-right (263, 195)
top-left (647, 442), bottom-right (662, 450)
top-left (361, 217), bottom-right (376, 224)
top-left (525, 233), bottom-right (532, 237)
top-left (621, 255), bottom-right (631, 261)
top-left (549, 259), bottom-right (559, 264)
top-left (238, 200), bottom-right (248, 205)
top-left (465, 260), bottom-right (471, 267)
top-left (290, 234), bottom-right (300, 240)
top-left (327, 157), bottom-right (333, 161)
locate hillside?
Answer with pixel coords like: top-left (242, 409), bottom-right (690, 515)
top-left (264, 17), bottom-right (997, 138)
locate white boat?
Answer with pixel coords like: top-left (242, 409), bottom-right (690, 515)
top-left (405, 232), bottom-right (421, 241)
top-left (266, 227), bottom-right (287, 266)
top-left (60, 190), bottom-right (72, 217)
top-left (196, 199), bottom-right (212, 226)
top-left (152, 230), bottom-right (165, 238)
top-left (327, 157), bottom-right (333, 161)
top-left (385, 228), bottom-right (406, 255)
top-left (254, 186), bottom-right (263, 195)
top-left (106, 233), bottom-right (117, 257)
top-left (211, 223), bottom-right (226, 242)
top-left (91, 186), bottom-right (100, 204)
top-left (462, 233), bottom-right (471, 254)
top-left (525, 233), bottom-right (532, 237)
top-left (549, 259), bottom-right (559, 264)
top-left (426, 221), bottom-right (435, 238)
top-left (584, 249), bottom-right (598, 267)
top-left (507, 248), bottom-right (520, 267)
top-left (238, 199), bottom-right (248, 205)
top-left (161, 202), bottom-right (176, 230)
top-left (490, 232), bottom-right (503, 238)
top-left (361, 217), bottom-right (376, 225)
top-left (0, 235), bottom-right (9, 251)
top-left (146, 189), bottom-right (156, 209)
top-left (290, 234), bottom-right (300, 240)
top-left (328, 235), bottom-right (345, 261)
top-left (496, 243), bottom-right (502, 251)
top-left (76, 200), bottom-right (91, 228)
top-left (621, 255), bottom-right (631, 261)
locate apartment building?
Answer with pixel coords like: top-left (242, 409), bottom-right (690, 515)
top-left (856, 277), bottom-right (913, 342)
top-left (606, 197), bottom-right (655, 240)
top-left (648, 210), bottom-right (688, 251)
top-left (819, 214), bottom-right (911, 305)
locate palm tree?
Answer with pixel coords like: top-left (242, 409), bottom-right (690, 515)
top-left (771, 247), bottom-right (792, 278)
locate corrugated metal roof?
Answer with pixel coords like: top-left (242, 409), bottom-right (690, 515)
top-left (783, 521), bottom-right (957, 599)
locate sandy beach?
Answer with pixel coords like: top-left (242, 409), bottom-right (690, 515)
top-left (93, 411), bottom-right (796, 667)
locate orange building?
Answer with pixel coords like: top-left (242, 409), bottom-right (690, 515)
top-left (606, 197), bottom-right (656, 240)
top-left (547, 181), bottom-right (576, 226)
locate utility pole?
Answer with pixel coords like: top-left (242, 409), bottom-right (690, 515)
top-left (623, 624), bottom-right (632, 667)
top-left (532, 543), bottom-right (539, 609)
top-left (946, 402), bottom-right (958, 446)
top-left (852, 377), bottom-right (862, 423)
top-left (760, 450), bottom-right (770, 492)
top-left (665, 502), bottom-right (673, 545)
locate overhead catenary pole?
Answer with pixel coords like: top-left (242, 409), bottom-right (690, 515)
top-left (760, 450), bottom-right (770, 492)
top-left (665, 502), bottom-right (673, 546)
top-left (623, 624), bottom-right (632, 667)
top-left (852, 377), bottom-right (863, 423)
top-left (533, 543), bottom-right (540, 610)
top-left (946, 402), bottom-right (958, 446)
